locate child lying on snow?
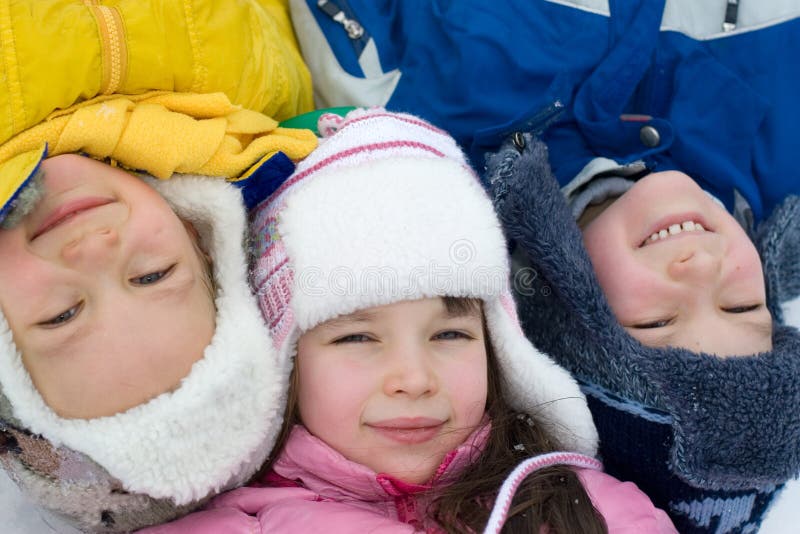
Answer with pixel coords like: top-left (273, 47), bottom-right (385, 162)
top-left (142, 109), bottom-right (676, 533)
top-left (486, 134), bottom-right (800, 533)
top-left (0, 0), bottom-right (317, 531)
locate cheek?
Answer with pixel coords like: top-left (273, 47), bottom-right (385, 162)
top-left (0, 259), bottom-right (51, 328)
top-left (296, 353), bottom-right (371, 434)
top-left (585, 239), bottom-right (639, 301)
top-left (442, 348), bottom-right (488, 422)
top-left (727, 242), bottom-right (766, 292)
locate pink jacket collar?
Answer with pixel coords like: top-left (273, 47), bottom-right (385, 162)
top-left (270, 420), bottom-right (491, 501)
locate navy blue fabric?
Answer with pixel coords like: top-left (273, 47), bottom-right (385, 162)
top-left (232, 151), bottom-right (295, 211)
top-left (302, 0), bottom-right (800, 222)
top-left (586, 391), bottom-right (780, 534)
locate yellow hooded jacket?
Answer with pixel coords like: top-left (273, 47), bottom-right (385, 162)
top-left (0, 0), bottom-right (317, 222)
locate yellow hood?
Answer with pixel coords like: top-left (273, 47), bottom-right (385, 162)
top-left (0, 0), bottom-right (316, 221)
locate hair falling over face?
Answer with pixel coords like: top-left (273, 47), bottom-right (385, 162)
top-left (430, 300), bottom-right (608, 533)
top-left (265, 297), bottom-right (607, 533)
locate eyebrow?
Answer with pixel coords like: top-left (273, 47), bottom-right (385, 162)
top-left (317, 310), bottom-right (379, 330)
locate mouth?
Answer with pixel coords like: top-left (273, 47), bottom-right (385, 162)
top-left (32, 197), bottom-right (116, 239)
top-left (638, 214), bottom-right (713, 248)
top-left (366, 417), bottom-right (445, 444)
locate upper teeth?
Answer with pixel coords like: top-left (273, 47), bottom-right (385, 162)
top-left (645, 220), bottom-right (705, 245)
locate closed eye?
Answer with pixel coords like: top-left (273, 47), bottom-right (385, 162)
top-left (332, 333), bottom-right (373, 344)
top-left (631, 317), bottom-right (674, 329)
top-left (130, 264), bottom-right (175, 286)
top-left (37, 301), bottom-right (84, 328)
top-left (722, 304), bottom-right (762, 314)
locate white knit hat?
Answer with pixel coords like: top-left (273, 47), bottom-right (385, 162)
top-left (0, 171), bottom-right (286, 531)
top-left (251, 108), bottom-right (598, 456)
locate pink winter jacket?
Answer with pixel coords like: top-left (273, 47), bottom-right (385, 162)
top-left (141, 425), bottom-right (677, 533)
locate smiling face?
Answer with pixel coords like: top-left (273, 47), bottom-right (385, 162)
top-left (582, 171), bottom-right (772, 356)
top-left (0, 154), bottom-right (216, 418)
top-left (295, 297), bottom-right (488, 484)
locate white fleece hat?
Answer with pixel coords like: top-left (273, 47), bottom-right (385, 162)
top-left (0, 171), bottom-right (286, 532)
top-left (250, 108), bottom-right (598, 456)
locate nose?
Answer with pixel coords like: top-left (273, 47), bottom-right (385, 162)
top-left (667, 248), bottom-right (721, 286)
top-left (382, 344), bottom-right (437, 399)
top-left (60, 228), bottom-right (120, 269)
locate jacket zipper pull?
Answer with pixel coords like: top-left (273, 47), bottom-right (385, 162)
top-left (317, 0), bottom-right (364, 39)
top-left (722, 0), bottom-right (739, 32)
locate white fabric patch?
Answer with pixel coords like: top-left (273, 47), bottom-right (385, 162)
top-left (289, 0), bottom-right (401, 109)
top-left (548, 0), bottom-right (800, 38)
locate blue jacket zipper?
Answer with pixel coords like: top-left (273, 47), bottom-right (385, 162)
top-left (316, 0), bottom-right (369, 56)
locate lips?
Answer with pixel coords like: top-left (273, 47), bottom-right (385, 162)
top-left (366, 417), bottom-right (445, 444)
top-left (32, 197), bottom-right (115, 239)
top-left (638, 212), bottom-right (713, 248)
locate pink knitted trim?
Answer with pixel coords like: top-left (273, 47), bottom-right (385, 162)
top-left (269, 140), bottom-right (447, 200)
top-left (333, 111), bottom-right (450, 137)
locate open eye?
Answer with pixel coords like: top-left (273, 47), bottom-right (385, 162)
top-left (130, 265), bottom-right (175, 286)
top-left (433, 330), bottom-right (473, 341)
top-left (631, 317), bottom-right (674, 329)
top-left (722, 304), bottom-right (762, 314)
top-left (38, 302), bottom-right (83, 328)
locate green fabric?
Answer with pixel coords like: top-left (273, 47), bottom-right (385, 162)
top-left (279, 107), bottom-right (356, 135)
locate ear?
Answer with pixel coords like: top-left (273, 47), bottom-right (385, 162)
top-left (755, 195), bottom-right (800, 321)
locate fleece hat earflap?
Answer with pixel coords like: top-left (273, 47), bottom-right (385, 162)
top-left (251, 108), bottom-right (598, 456)
top-left (0, 171), bottom-right (286, 532)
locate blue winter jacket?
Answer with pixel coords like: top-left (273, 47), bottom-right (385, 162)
top-left (291, 0), bottom-right (800, 222)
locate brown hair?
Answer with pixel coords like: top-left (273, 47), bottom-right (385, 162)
top-left (265, 297), bottom-right (606, 533)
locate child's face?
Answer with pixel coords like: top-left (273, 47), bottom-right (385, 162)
top-left (295, 297), bottom-right (488, 484)
top-left (0, 154), bottom-right (216, 418)
top-left (582, 171), bottom-right (772, 356)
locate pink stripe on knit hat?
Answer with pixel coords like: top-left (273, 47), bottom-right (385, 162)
top-left (267, 140), bottom-right (448, 202)
top-left (331, 111), bottom-right (450, 137)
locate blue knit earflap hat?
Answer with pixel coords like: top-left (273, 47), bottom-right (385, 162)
top-left (485, 133), bottom-right (800, 534)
